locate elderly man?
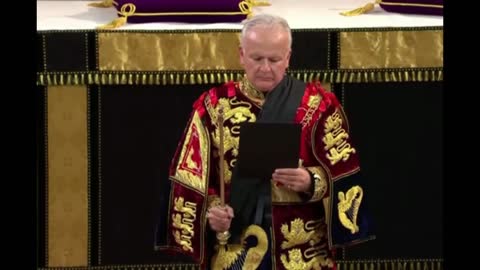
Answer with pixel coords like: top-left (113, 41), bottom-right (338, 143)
top-left (162, 14), bottom-right (374, 270)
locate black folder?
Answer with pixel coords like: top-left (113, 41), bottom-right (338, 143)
top-left (236, 122), bottom-right (301, 179)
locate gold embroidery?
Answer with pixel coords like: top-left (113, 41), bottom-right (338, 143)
top-left (212, 126), bottom-right (238, 157)
top-left (324, 110), bottom-right (342, 133)
top-left (312, 175), bottom-right (327, 201)
top-left (304, 219), bottom-right (325, 245)
top-left (306, 167), bottom-right (328, 202)
top-left (174, 197), bottom-right (197, 219)
top-left (326, 142), bottom-right (356, 165)
top-left (323, 109), bottom-right (356, 165)
top-left (322, 129), bottom-right (349, 150)
top-left (172, 197), bottom-right (197, 253)
top-left (281, 218), bottom-right (318, 250)
top-left (229, 98), bottom-right (256, 124)
top-left (280, 219), bottom-right (333, 270)
top-left (303, 242), bottom-right (334, 268)
top-left (172, 213), bottom-right (194, 237)
top-left (211, 125), bottom-right (237, 184)
top-left (280, 249), bottom-right (319, 270)
top-left (174, 111), bottom-right (209, 192)
top-left (206, 95), bottom-right (256, 184)
top-left (300, 94), bottom-right (322, 128)
top-left (304, 243), bottom-right (327, 259)
top-left (338, 185), bottom-right (363, 234)
top-left (307, 95), bottom-right (320, 108)
top-left (303, 220), bottom-right (332, 267)
top-left (239, 77), bottom-right (265, 106)
top-left (211, 225), bottom-right (268, 270)
top-left (207, 195), bottom-right (221, 210)
top-left (212, 245), bottom-right (243, 269)
top-left (243, 225), bottom-right (268, 269)
top-left (207, 96), bottom-right (256, 128)
top-left (186, 147), bottom-right (198, 170)
top-left (173, 230), bottom-right (193, 253)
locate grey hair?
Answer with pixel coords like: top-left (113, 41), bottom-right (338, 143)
top-left (240, 14), bottom-right (292, 48)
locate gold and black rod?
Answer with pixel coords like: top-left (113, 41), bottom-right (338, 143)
top-left (216, 105), bottom-right (231, 245)
top-left (218, 105), bottom-right (225, 206)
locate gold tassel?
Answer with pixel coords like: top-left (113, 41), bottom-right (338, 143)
top-left (340, 0), bottom-right (381, 16)
top-left (88, 0), bottom-right (114, 8)
top-left (97, 17), bottom-right (127, 29)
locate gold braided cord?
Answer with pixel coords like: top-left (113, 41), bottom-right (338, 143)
top-left (381, 1), bottom-right (443, 8)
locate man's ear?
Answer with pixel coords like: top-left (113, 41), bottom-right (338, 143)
top-left (239, 47), bottom-right (245, 65)
top-left (286, 50), bottom-right (292, 69)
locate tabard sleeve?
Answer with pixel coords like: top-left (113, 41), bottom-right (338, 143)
top-left (163, 91), bottom-right (212, 264)
top-left (311, 88), bottom-right (375, 248)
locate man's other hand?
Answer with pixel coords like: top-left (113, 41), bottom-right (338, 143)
top-left (206, 205), bottom-right (234, 233)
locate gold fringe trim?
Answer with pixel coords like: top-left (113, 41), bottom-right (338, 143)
top-left (36, 70), bottom-right (443, 86)
top-left (336, 259), bottom-right (443, 270)
top-left (36, 259), bottom-right (442, 270)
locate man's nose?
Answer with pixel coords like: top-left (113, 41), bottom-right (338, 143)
top-left (259, 60), bottom-right (271, 71)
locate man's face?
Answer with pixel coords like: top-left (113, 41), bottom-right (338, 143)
top-left (239, 26), bottom-right (291, 92)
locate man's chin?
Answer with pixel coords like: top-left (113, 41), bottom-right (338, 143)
top-left (255, 81), bottom-right (275, 92)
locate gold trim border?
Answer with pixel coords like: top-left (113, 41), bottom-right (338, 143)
top-left (97, 86), bottom-right (103, 265)
top-left (87, 86), bottom-right (92, 266)
top-left (380, 1), bottom-right (443, 9)
top-left (47, 85), bottom-right (89, 267)
top-left (336, 259), bottom-right (443, 270)
top-left (38, 265), bottom-right (199, 270)
top-left (37, 258), bottom-right (443, 270)
top-left (44, 87), bottom-right (49, 266)
top-left (36, 69), bottom-right (443, 86)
